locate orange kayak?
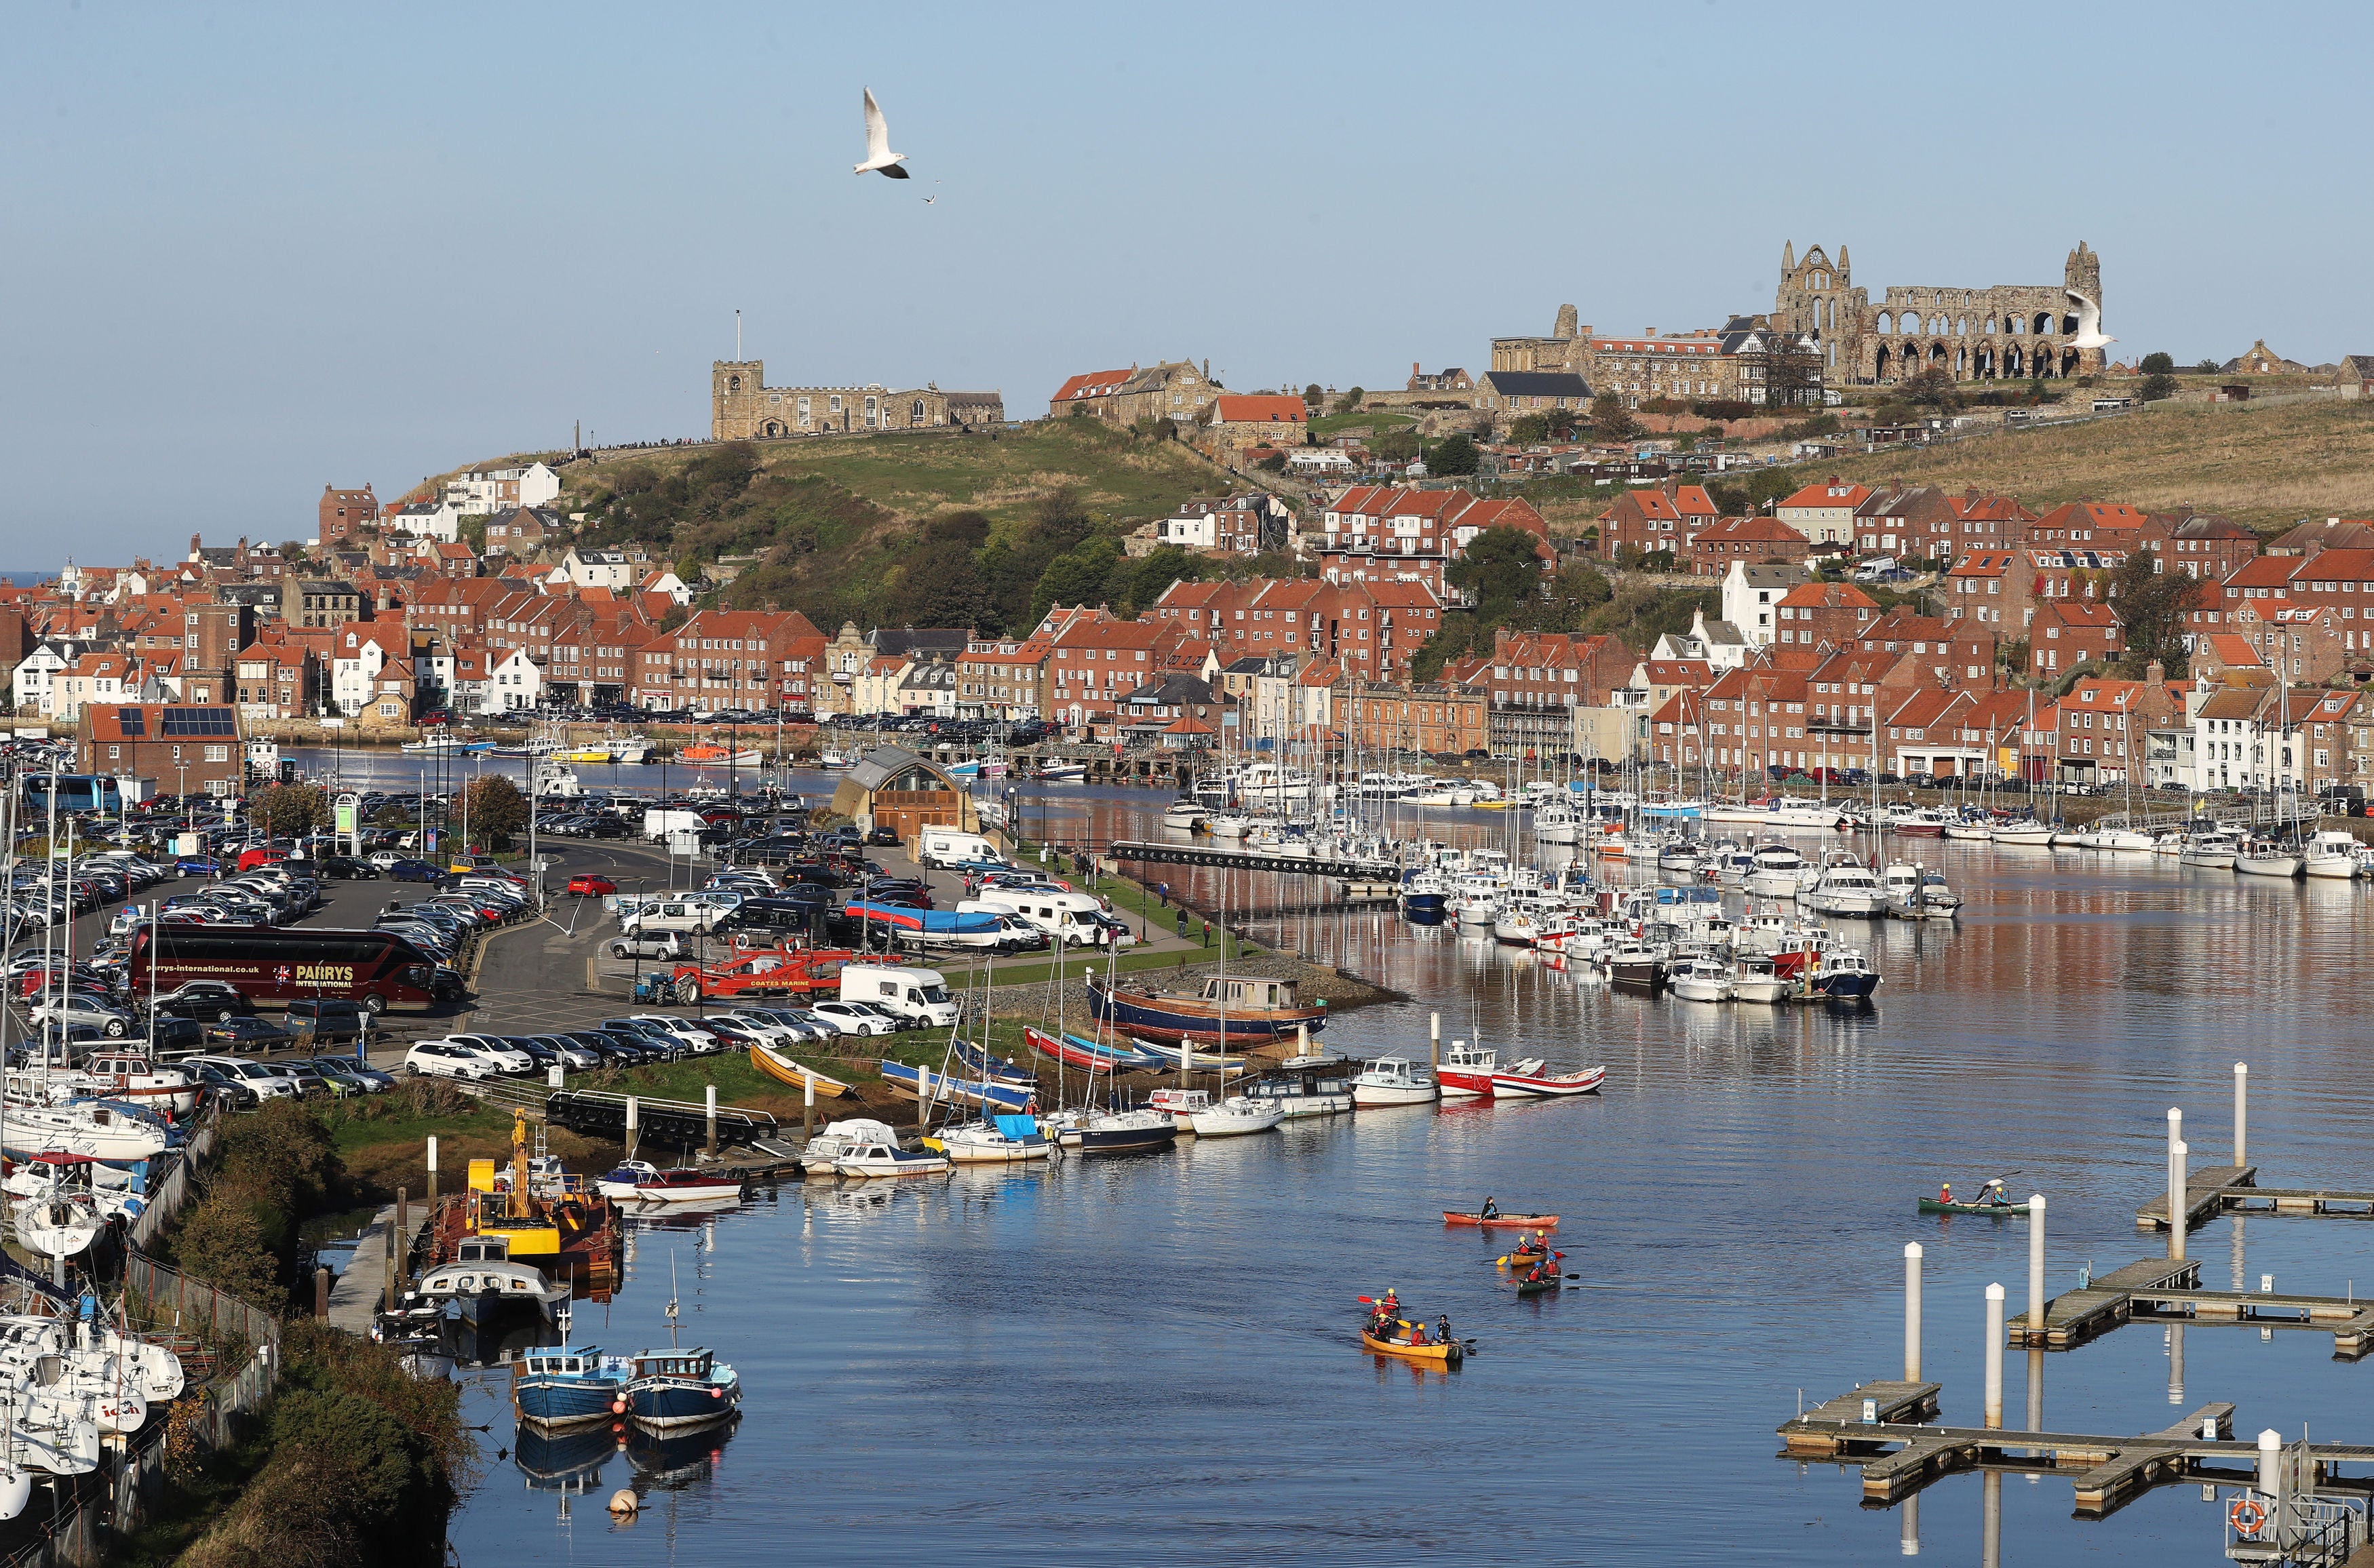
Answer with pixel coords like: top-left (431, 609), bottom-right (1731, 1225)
top-left (1443, 1211), bottom-right (1559, 1229)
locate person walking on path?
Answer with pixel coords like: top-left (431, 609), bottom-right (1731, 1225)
top-left (1202, 920), bottom-right (1211, 948)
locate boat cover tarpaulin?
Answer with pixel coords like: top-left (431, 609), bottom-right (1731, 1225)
top-left (992, 1115), bottom-right (1038, 1140)
top-left (842, 903), bottom-right (1000, 934)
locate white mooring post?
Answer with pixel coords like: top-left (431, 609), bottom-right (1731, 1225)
top-left (2027, 1195), bottom-right (2046, 1332)
top-left (705, 1084), bottom-right (718, 1154)
top-left (1899, 1493), bottom-right (1919, 1557)
top-left (2234, 1063), bottom-right (2249, 1167)
top-left (1983, 1283), bottom-right (2005, 1430)
top-left (1904, 1243), bottom-right (1923, 1381)
top-left (1428, 1012), bottom-right (1439, 1079)
top-left (2170, 1140), bottom-right (2189, 1261)
top-left (626, 1095), bottom-right (640, 1160)
top-left (2258, 1429), bottom-right (2282, 1497)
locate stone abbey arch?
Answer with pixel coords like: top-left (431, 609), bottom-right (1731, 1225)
top-left (1776, 240), bottom-right (2104, 386)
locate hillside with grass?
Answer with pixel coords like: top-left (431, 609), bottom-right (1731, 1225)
top-left (433, 423), bottom-right (1297, 635)
top-left (1783, 397), bottom-right (2374, 533)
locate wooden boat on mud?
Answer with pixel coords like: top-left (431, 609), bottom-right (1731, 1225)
top-left (1442, 1211), bottom-right (1559, 1229)
top-left (747, 1043), bottom-right (854, 1097)
top-left (878, 1060), bottom-right (1036, 1114)
top-left (1086, 971), bottom-right (1327, 1046)
top-left (1022, 1025), bottom-right (1164, 1073)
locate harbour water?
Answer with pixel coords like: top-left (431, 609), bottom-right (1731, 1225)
top-left (419, 780), bottom-right (2372, 1565)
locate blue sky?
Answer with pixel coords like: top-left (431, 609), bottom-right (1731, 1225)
top-left (5, 1), bottom-right (2364, 562)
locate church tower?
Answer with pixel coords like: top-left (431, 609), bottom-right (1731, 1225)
top-left (712, 360), bottom-right (764, 441)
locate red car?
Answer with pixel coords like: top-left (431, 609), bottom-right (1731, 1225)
top-left (566, 874), bottom-right (617, 897)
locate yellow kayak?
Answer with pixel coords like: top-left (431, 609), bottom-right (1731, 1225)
top-left (1362, 1323), bottom-right (1465, 1365)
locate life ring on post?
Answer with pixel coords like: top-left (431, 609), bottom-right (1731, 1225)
top-left (2229, 1496), bottom-right (2267, 1538)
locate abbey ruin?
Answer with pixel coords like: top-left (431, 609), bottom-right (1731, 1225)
top-left (1774, 241), bottom-right (2106, 385)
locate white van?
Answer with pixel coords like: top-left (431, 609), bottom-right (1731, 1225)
top-left (838, 963), bottom-right (961, 1027)
top-left (916, 829), bottom-right (1004, 870)
top-left (643, 808), bottom-right (711, 842)
top-left (620, 898), bottom-right (729, 936)
top-left (960, 890), bottom-right (1130, 947)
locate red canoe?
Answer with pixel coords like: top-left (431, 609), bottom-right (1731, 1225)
top-left (1443, 1211), bottom-right (1560, 1228)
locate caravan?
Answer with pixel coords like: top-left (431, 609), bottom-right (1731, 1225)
top-left (837, 963), bottom-right (962, 1028)
top-left (916, 829), bottom-right (1005, 870)
top-left (959, 890), bottom-right (1134, 949)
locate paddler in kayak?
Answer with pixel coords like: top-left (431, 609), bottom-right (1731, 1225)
top-left (1938, 1181), bottom-right (1953, 1205)
top-left (1480, 1196), bottom-right (1500, 1221)
top-left (1977, 1179), bottom-right (2009, 1208)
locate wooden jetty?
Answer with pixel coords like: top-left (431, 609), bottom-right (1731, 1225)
top-left (2135, 1162), bottom-right (2257, 1231)
top-left (1780, 1394), bottom-right (2374, 1516)
top-left (1108, 839), bottom-right (1402, 881)
top-left (2009, 1257), bottom-right (2200, 1348)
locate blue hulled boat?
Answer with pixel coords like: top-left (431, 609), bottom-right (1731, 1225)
top-left (1810, 949), bottom-right (1882, 1001)
top-left (514, 1342), bottom-right (630, 1429)
top-left (878, 1059), bottom-right (1035, 1113)
top-left (625, 1349), bottom-right (741, 1430)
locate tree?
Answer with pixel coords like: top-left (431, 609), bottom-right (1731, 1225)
top-left (1542, 406), bottom-right (1582, 439)
top-left (2110, 549), bottom-right (2202, 668)
top-left (462, 775), bottom-right (526, 850)
top-left (1330, 386), bottom-right (1366, 414)
top-left (1374, 429), bottom-right (1420, 463)
top-left (1445, 526), bottom-right (1546, 610)
top-left (2139, 352), bottom-right (2176, 375)
top-left (2139, 373), bottom-right (2179, 403)
top-left (254, 784), bottom-right (330, 839)
top-left (1509, 414), bottom-right (1549, 446)
top-left (2194, 358), bottom-right (2221, 375)
top-left (1896, 368), bottom-right (1964, 411)
top-left (1256, 451), bottom-right (1287, 472)
top-left (1589, 394), bottom-right (1639, 442)
top-left (1745, 334), bottom-right (1825, 408)
top-left (1302, 383), bottom-right (1324, 410)
top-left (1429, 433), bottom-right (1481, 475)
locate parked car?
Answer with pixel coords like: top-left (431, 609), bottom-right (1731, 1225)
top-left (321, 856), bottom-right (381, 880)
top-left (175, 856), bottom-right (223, 876)
top-left (29, 995), bottom-right (134, 1038)
top-left (184, 1055), bottom-right (300, 1101)
top-left (387, 859), bottom-right (442, 882)
top-left (147, 981), bottom-right (254, 1024)
top-left (807, 1000), bottom-right (899, 1036)
top-left (204, 1016), bottom-right (297, 1052)
top-left (307, 1055), bottom-right (394, 1093)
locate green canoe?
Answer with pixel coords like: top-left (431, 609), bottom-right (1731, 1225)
top-left (1917, 1198), bottom-right (2025, 1217)
top-left (1516, 1276), bottom-right (1563, 1297)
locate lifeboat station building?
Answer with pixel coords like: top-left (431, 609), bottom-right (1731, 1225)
top-left (830, 747), bottom-right (980, 841)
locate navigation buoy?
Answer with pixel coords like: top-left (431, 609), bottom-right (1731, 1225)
top-left (608, 1489), bottom-right (639, 1515)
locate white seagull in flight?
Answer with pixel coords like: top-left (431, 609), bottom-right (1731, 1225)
top-left (2067, 287), bottom-right (2115, 351)
top-left (853, 87), bottom-right (910, 179)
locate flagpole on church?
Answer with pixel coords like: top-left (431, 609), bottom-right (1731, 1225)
top-left (735, 309), bottom-right (741, 360)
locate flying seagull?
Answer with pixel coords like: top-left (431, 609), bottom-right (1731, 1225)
top-left (854, 87), bottom-right (909, 179)
top-left (2066, 288), bottom-right (2115, 351)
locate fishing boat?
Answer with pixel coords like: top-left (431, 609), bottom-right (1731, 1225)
top-left (1085, 972), bottom-right (1325, 1046)
top-left (929, 1115), bottom-right (1052, 1164)
top-left (623, 1349), bottom-right (740, 1431)
top-left (1603, 939), bottom-right (1666, 991)
top-left (514, 1335), bottom-right (631, 1429)
top-left (1730, 955), bottom-right (1789, 1004)
top-left (746, 1043), bottom-right (855, 1097)
top-left (943, 757), bottom-right (1007, 779)
top-left (1668, 958), bottom-right (1733, 1002)
top-left (416, 1238), bottom-right (568, 1314)
top-left (1186, 1095), bottom-right (1285, 1137)
top-left (1145, 1088), bottom-right (1210, 1130)
top-left (1239, 1056), bottom-right (1353, 1118)
top-left (1916, 1196), bottom-right (2029, 1217)
top-left (832, 1140), bottom-right (952, 1178)
top-left (1442, 1211), bottom-right (1559, 1228)
top-left (1808, 949), bottom-right (1882, 1000)
top-left (878, 1060), bottom-right (1036, 1114)
top-left (1349, 1056), bottom-right (1438, 1108)
top-left (1435, 1040), bottom-right (1497, 1101)
top-left (1487, 1062), bottom-right (1606, 1098)
top-left (621, 1168), bottom-right (746, 1205)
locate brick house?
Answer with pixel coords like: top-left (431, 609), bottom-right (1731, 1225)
top-left (1339, 679), bottom-right (1487, 757)
top-left (2019, 500), bottom-right (2149, 549)
top-left (1770, 581), bottom-right (1879, 650)
top-left (318, 484), bottom-right (378, 547)
top-left (1686, 515), bottom-right (1808, 576)
top-left (1049, 361), bottom-right (1215, 425)
top-left (1205, 394), bottom-right (1308, 458)
top-left (2143, 513), bottom-right (2259, 579)
top-left (78, 702), bottom-right (244, 796)
top-left (1594, 481), bottom-right (1719, 562)
top-left (2029, 600), bottom-right (2123, 677)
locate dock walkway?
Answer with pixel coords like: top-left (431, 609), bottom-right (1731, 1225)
top-left (2135, 1162), bottom-right (2256, 1231)
top-left (1780, 1392), bottom-right (2374, 1516)
top-left (325, 1202), bottom-right (403, 1334)
top-left (2012, 1257), bottom-right (2199, 1348)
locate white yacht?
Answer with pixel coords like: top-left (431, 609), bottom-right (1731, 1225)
top-left (1730, 955), bottom-right (1789, 1004)
top-left (1804, 863), bottom-right (1890, 918)
top-left (2235, 839), bottom-right (2305, 879)
top-left (1163, 800), bottom-right (1208, 830)
top-left (1743, 844), bottom-right (1807, 897)
top-left (2304, 829), bottom-right (2364, 880)
top-left (1349, 1057), bottom-right (1439, 1108)
top-left (1989, 820), bottom-right (2056, 846)
top-left (1669, 958), bottom-right (1734, 1002)
top-left (1532, 800), bottom-right (1582, 844)
top-left (2178, 831), bottom-right (2241, 869)
top-left (1882, 863), bottom-right (1961, 919)
top-left (1186, 1096), bottom-right (1285, 1137)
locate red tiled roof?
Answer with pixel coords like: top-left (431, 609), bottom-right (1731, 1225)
top-left (1213, 395), bottom-right (1306, 424)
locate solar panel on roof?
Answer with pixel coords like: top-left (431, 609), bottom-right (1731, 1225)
top-left (159, 707), bottom-right (235, 738)
top-left (115, 707), bottom-right (144, 737)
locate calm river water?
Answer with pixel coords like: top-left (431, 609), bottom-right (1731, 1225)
top-left (391, 772), bottom-right (2373, 1567)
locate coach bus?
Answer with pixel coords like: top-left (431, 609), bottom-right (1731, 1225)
top-left (128, 924), bottom-right (448, 1014)
top-left (21, 775), bottom-right (122, 817)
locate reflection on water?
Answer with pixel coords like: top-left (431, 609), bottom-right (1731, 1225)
top-left (443, 784), bottom-right (2374, 1566)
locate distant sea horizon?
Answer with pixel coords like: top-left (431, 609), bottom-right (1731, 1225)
top-left (0, 572), bottom-right (58, 587)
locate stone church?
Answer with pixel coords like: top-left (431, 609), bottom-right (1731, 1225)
top-left (712, 361), bottom-right (1003, 440)
top-left (1773, 241), bottom-right (2107, 385)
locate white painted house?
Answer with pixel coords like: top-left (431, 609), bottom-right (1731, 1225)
top-left (561, 547), bottom-right (634, 591)
top-left (484, 647), bottom-right (543, 713)
top-left (330, 626), bottom-right (409, 716)
top-left (383, 500), bottom-right (462, 543)
top-left (444, 462), bottom-right (561, 517)
top-left (12, 642), bottom-right (75, 717)
top-left (1720, 562), bottom-right (1806, 649)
